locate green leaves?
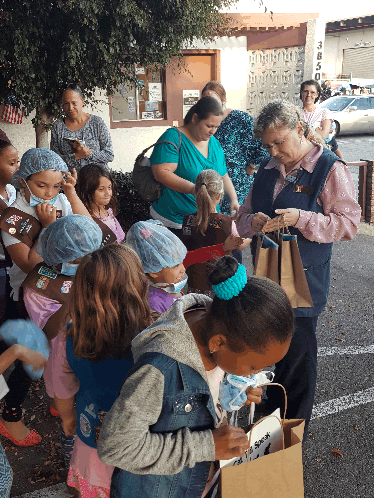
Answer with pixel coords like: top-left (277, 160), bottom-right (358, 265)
top-left (0, 0), bottom-right (237, 125)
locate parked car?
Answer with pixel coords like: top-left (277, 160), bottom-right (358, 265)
top-left (318, 95), bottom-right (374, 135)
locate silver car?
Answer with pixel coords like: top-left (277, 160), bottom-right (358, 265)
top-left (318, 96), bottom-right (374, 135)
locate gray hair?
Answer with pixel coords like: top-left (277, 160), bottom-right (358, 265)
top-left (253, 99), bottom-right (327, 148)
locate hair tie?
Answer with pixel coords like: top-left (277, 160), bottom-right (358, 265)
top-left (212, 264), bottom-right (247, 300)
top-left (201, 182), bottom-right (207, 187)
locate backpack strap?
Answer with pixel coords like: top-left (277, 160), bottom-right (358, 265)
top-left (138, 127), bottom-right (182, 157)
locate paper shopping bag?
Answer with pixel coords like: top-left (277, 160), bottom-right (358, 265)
top-left (253, 233), bottom-right (280, 284)
top-left (279, 232), bottom-right (313, 308)
top-left (219, 383), bottom-right (305, 498)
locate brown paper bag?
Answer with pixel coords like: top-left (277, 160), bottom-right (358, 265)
top-left (219, 383), bottom-right (305, 498)
top-left (253, 233), bottom-right (280, 284)
top-left (279, 232), bottom-right (313, 308)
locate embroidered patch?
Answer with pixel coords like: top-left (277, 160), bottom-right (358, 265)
top-left (61, 280), bottom-right (73, 293)
top-left (8, 227), bottom-right (16, 234)
top-left (38, 266), bottom-right (58, 279)
top-left (183, 226), bottom-right (191, 236)
top-left (80, 413), bottom-right (91, 438)
top-left (84, 403), bottom-right (96, 418)
top-left (101, 233), bottom-right (112, 246)
top-left (36, 276), bottom-right (49, 290)
top-left (6, 215), bottom-right (22, 225)
top-left (56, 210), bottom-right (62, 219)
top-left (141, 228), bottom-right (151, 239)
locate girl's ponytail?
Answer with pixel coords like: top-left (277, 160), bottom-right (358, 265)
top-left (194, 169), bottom-right (224, 236)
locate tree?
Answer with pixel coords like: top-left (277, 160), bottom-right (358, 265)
top-left (0, 0), bottom-right (238, 146)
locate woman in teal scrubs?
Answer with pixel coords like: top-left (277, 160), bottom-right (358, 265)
top-left (150, 96), bottom-right (239, 237)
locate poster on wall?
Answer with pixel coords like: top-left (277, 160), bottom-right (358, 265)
top-left (149, 83), bottom-right (162, 101)
top-left (183, 90), bottom-right (200, 118)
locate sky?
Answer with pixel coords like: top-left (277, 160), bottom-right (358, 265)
top-left (222, 0), bottom-right (373, 22)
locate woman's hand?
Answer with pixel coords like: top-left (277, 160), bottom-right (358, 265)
top-left (35, 202), bottom-right (57, 228)
top-left (230, 200), bottom-right (240, 219)
top-left (263, 208), bottom-right (300, 232)
top-left (244, 386), bottom-right (263, 405)
top-left (16, 345), bottom-right (48, 371)
top-left (212, 425), bottom-right (249, 460)
top-left (222, 234), bottom-right (244, 252)
top-left (245, 163), bottom-right (257, 176)
top-left (73, 140), bottom-right (92, 160)
top-left (251, 212), bottom-right (270, 233)
top-left (61, 169), bottom-right (77, 195)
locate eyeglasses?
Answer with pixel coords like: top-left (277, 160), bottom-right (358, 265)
top-left (261, 129), bottom-right (293, 151)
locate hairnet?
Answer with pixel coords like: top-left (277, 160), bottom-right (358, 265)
top-left (36, 214), bottom-right (102, 266)
top-left (0, 319), bottom-right (49, 380)
top-left (126, 219), bottom-right (187, 273)
top-left (12, 148), bottom-right (68, 189)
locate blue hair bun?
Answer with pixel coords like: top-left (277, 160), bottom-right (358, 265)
top-left (212, 264), bottom-right (247, 300)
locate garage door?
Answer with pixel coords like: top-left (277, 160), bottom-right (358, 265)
top-left (343, 47), bottom-right (374, 79)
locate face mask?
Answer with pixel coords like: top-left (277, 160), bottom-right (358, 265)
top-left (61, 262), bottom-right (79, 277)
top-left (219, 371), bottom-right (274, 412)
top-left (149, 274), bottom-right (188, 295)
top-left (25, 181), bottom-right (60, 207)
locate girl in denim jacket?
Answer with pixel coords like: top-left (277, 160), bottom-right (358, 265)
top-left (98, 255), bottom-right (295, 498)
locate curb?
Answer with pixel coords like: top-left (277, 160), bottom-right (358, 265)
top-left (358, 222), bottom-right (374, 237)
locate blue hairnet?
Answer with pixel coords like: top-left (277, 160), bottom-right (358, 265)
top-left (0, 320), bottom-right (49, 380)
top-left (126, 219), bottom-right (187, 273)
top-left (36, 214), bottom-right (102, 266)
top-left (12, 148), bottom-right (68, 189)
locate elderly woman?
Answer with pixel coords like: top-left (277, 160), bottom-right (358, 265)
top-left (51, 83), bottom-right (114, 172)
top-left (150, 96), bottom-right (239, 237)
top-left (237, 99), bottom-right (361, 436)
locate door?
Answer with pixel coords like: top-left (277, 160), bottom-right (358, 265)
top-left (170, 52), bottom-right (219, 126)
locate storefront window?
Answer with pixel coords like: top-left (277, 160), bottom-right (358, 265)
top-left (111, 64), bottom-right (165, 122)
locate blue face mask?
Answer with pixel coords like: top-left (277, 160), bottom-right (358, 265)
top-left (149, 274), bottom-right (188, 295)
top-left (61, 262), bottom-right (79, 277)
top-left (25, 181), bottom-right (60, 207)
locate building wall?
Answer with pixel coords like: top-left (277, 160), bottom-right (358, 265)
top-left (324, 27), bottom-right (374, 77)
top-left (0, 36), bottom-right (248, 174)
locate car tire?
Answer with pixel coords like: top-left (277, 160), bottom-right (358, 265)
top-left (334, 121), bottom-right (340, 137)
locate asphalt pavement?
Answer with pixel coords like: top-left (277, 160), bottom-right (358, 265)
top-left (13, 134), bottom-right (374, 498)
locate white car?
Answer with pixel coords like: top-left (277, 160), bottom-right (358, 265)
top-left (318, 96), bottom-right (374, 135)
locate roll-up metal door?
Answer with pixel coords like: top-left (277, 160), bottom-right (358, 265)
top-left (343, 47), bottom-right (374, 79)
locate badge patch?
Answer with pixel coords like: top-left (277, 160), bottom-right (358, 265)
top-left (6, 215), bottom-right (22, 225)
top-left (61, 280), bottom-right (73, 293)
top-left (9, 227), bottom-right (16, 234)
top-left (36, 276), bottom-right (49, 290)
top-left (183, 227), bottom-right (191, 236)
top-left (80, 413), bottom-right (91, 438)
top-left (38, 266), bottom-right (58, 279)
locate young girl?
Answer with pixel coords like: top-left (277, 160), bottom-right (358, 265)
top-left (0, 341), bottom-right (47, 497)
top-left (0, 147), bottom-right (89, 303)
top-left (0, 139), bottom-right (18, 324)
top-left (21, 215), bottom-right (103, 435)
top-left (181, 169), bottom-right (250, 294)
top-left (98, 255), bottom-right (295, 498)
top-left (53, 244), bottom-right (153, 498)
top-left (0, 148), bottom-right (89, 446)
top-left (76, 164), bottom-right (125, 244)
top-left (126, 220), bottom-right (242, 313)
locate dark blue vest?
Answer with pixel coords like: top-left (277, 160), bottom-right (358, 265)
top-left (110, 352), bottom-right (216, 498)
top-left (251, 149), bottom-right (341, 317)
top-left (66, 336), bottom-right (134, 448)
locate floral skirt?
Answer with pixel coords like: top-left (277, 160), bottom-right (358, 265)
top-left (67, 467), bottom-right (110, 498)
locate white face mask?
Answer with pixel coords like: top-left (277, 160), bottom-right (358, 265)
top-left (25, 181), bottom-right (60, 207)
top-left (149, 274), bottom-right (188, 295)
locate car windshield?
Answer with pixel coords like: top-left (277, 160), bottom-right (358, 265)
top-left (319, 97), bottom-right (355, 112)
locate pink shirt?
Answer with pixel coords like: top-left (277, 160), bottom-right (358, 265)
top-left (237, 144), bottom-right (361, 243)
top-left (97, 208), bottom-right (125, 243)
top-left (302, 107), bottom-right (331, 129)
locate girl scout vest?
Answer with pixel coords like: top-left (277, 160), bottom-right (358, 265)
top-left (66, 336), bottom-right (133, 449)
top-left (181, 212), bottom-right (232, 290)
top-left (251, 148), bottom-right (340, 317)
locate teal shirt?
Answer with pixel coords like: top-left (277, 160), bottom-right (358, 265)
top-left (150, 128), bottom-right (227, 225)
